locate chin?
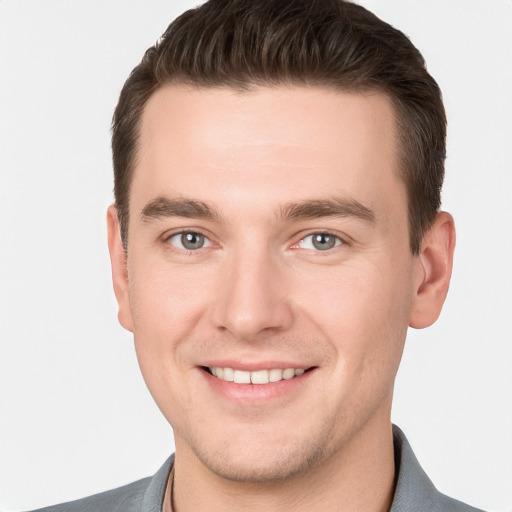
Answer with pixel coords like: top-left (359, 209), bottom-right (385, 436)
top-left (188, 431), bottom-right (331, 484)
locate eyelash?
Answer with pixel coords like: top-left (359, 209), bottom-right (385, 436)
top-left (291, 231), bottom-right (346, 253)
top-left (163, 229), bottom-right (347, 255)
top-left (164, 230), bottom-right (214, 253)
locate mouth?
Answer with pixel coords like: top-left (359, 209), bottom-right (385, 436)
top-left (203, 366), bottom-right (313, 384)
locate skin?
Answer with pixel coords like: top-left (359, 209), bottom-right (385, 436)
top-left (108, 85), bottom-right (455, 511)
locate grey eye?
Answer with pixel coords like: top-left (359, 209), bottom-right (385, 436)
top-left (168, 232), bottom-right (211, 250)
top-left (312, 233), bottom-right (337, 250)
top-left (300, 233), bottom-right (342, 251)
top-left (182, 232), bottom-right (205, 249)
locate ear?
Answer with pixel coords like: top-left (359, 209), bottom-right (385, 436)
top-left (107, 205), bottom-right (134, 332)
top-left (409, 211), bottom-right (456, 329)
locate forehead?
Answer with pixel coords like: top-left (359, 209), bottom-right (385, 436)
top-left (133, 84), bottom-right (404, 221)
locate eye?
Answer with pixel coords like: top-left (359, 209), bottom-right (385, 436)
top-left (298, 233), bottom-right (343, 251)
top-left (167, 231), bottom-right (211, 251)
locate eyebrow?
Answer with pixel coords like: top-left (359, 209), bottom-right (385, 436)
top-left (141, 197), bottom-right (220, 222)
top-left (279, 198), bottom-right (376, 224)
top-left (140, 196), bottom-right (375, 225)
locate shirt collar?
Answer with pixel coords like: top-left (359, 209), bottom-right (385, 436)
top-left (390, 424), bottom-right (438, 511)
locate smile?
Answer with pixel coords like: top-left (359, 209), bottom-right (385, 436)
top-left (207, 367), bottom-right (306, 384)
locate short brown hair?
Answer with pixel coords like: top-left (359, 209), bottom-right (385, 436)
top-left (112, 0), bottom-right (446, 254)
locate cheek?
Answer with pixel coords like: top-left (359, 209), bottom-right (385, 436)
top-left (126, 263), bottom-right (211, 419)
top-left (127, 261), bottom-right (213, 364)
top-left (295, 257), bottom-right (413, 366)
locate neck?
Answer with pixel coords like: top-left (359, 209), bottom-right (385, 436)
top-left (171, 412), bottom-right (396, 512)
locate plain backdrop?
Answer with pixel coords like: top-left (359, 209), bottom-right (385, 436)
top-left (1, 1), bottom-right (511, 511)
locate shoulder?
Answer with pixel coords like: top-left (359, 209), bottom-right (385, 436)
top-left (433, 492), bottom-right (486, 512)
top-left (25, 455), bottom-right (174, 512)
top-left (391, 425), bottom-right (486, 512)
top-left (26, 477), bottom-right (150, 512)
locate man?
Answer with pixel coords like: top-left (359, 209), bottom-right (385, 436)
top-left (30, 0), bottom-right (484, 510)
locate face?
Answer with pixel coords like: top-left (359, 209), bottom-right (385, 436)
top-left (111, 85), bottom-right (425, 482)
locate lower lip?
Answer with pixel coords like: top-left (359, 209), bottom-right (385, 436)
top-left (200, 368), bottom-right (315, 403)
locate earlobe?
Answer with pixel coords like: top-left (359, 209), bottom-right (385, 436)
top-left (106, 205), bottom-right (134, 332)
top-left (409, 212), bottom-right (456, 329)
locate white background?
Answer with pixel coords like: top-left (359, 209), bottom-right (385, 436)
top-left (1, 1), bottom-right (511, 511)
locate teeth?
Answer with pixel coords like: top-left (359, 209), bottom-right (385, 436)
top-left (283, 368), bottom-right (295, 379)
top-left (251, 370), bottom-right (269, 384)
top-left (209, 367), bottom-right (307, 384)
top-left (269, 369), bottom-right (283, 382)
top-left (222, 367), bottom-right (234, 382)
top-left (233, 369), bottom-right (251, 384)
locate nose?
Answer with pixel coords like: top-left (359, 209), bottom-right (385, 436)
top-left (212, 248), bottom-right (294, 341)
